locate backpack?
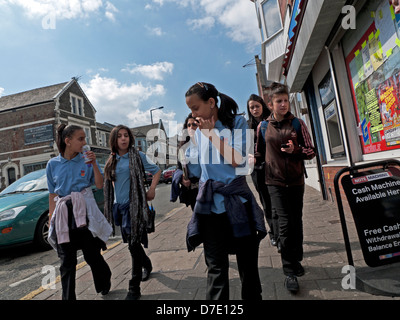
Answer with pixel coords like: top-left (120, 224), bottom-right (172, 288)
top-left (260, 117), bottom-right (302, 144)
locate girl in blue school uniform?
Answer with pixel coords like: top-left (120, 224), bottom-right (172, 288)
top-left (185, 82), bottom-right (267, 300)
top-left (103, 125), bottom-right (161, 300)
top-left (46, 124), bottom-right (112, 300)
top-left (171, 113), bottom-right (201, 210)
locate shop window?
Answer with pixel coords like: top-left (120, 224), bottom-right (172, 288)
top-left (261, 0), bottom-right (282, 38)
top-left (345, 0), bottom-right (400, 155)
top-left (318, 72), bottom-right (345, 158)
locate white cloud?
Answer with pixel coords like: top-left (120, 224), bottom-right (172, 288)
top-left (105, 1), bottom-right (118, 22)
top-left (186, 16), bottom-right (215, 31)
top-left (2, 0), bottom-right (117, 21)
top-left (81, 74), bottom-right (170, 127)
top-left (122, 62), bottom-right (174, 81)
top-left (0, 87), bottom-right (4, 97)
top-left (150, 0), bottom-right (259, 47)
top-left (152, 0), bottom-right (164, 5)
top-left (146, 26), bottom-right (165, 36)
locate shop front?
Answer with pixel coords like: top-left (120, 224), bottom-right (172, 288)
top-left (299, 0), bottom-right (400, 205)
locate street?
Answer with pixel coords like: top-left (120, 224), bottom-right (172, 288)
top-left (0, 182), bottom-right (183, 300)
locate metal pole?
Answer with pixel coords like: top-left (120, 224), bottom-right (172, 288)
top-left (150, 106), bottom-right (164, 125)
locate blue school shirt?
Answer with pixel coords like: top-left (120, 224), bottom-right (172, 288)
top-left (195, 115), bottom-right (249, 213)
top-left (46, 153), bottom-right (101, 197)
top-left (114, 151), bottom-right (160, 205)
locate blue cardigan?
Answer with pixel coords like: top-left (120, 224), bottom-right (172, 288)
top-left (186, 175), bottom-right (267, 252)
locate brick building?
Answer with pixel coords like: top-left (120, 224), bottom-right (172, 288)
top-left (0, 78), bottom-right (112, 190)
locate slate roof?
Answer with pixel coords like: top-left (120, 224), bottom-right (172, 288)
top-left (0, 82), bottom-right (69, 112)
top-left (96, 122), bottom-right (115, 132)
top-left (131, 122), bottom-right (166, 138)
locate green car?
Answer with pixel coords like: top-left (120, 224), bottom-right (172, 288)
top-left (0, 169), bottom-right (105, 250)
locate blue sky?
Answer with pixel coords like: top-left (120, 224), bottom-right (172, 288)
top-left (0, 0), bottom-right (261, 136)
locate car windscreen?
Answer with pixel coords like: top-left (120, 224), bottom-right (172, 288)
top-left (0, 170), bottom-right (48, 195)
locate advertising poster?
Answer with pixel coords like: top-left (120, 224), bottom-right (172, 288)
top-left (345, 0), bottom-right (400, 154)
top-left (377, 74), bottom-right (400, 146)
top-left (341, 167), bottom-right (400, 267)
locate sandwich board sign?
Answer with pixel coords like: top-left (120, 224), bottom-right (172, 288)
top-left (341, 166), bottom-right (400, 267)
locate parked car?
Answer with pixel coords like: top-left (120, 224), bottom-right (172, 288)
top-left (0, 169), bottom-right (105, 251)
top-left (160, 166), bottom-right (177, 184)
top-left (145, 171), bottom-right (153, 184)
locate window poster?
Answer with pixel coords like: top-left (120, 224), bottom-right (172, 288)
top-left (346, 0), bottom-right (400, 154)
top-left (377, 75), bottom-right (400, 146)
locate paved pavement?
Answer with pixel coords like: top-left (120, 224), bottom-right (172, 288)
top-left (26, 178), bottom-right (400, 302)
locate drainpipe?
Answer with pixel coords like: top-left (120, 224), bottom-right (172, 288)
top-left (325, 46), bottom-right (353, 167)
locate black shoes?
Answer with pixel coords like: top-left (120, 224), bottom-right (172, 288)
top-left (284, 265), bottom-right (304, 294)
top-left (295, 264), bottom-right (305, 277)
top-left (126, 280), bottom-right (141, 300)
top-left (142, 266), bottom-right (152, 281)
top-left (125, 290), bottom-right (141, 300)
top-left (101, 280), bottom-right (111, 295)
top-left (270, 238), bottom-right (282, 253)
top-left (284, 275), bottom-right (299, 293)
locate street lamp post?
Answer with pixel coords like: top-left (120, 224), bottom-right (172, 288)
top-left (150, 106), bottom-right (164, 124)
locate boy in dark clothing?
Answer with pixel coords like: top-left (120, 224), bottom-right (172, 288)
top-left (255, 82), bottom-right (315, 293)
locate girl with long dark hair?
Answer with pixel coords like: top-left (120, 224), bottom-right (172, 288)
top-left (185, 82), bottom-right (267, 300)
top-left (103, 125), bottom-right (161, 300)
top-left (247, 94), bottom-right (279, 249)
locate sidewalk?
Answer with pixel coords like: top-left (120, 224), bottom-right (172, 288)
top-left (29, 179), bottom-right (400, 301)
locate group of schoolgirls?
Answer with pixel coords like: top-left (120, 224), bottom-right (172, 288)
top-left (46, 81), bottom-right (315, 301)
top-left (47, 124), bottom-right (160, 300)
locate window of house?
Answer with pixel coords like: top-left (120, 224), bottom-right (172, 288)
top-left (71, 96), bottom-right (77, 114)
top-left (319, 72), bottom-right (345, 158)
top-left (70, 94), bottom-right (84, 116)
top-left (99, 132), bottom-right (107, 147)
top-left (84, 127), bottom-right (91, 145)
top-left (24, 162), bottom-right (47, 175)
top-left (256, 5), bottom-right (265, 42)
top-left (77, 98), bottom-right (83, 116)
top-left (261, 0), bottom-right (282, 38)
top-left (136, 138), bottom-right (147, 152)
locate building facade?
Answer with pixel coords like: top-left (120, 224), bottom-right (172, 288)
top-left (251, 0), bottom-right (400, 205)
top-left (0, 79), bottom-right (173, 190)
top-left (0, 78), bottom-right (111, 190)
top-left (131, 120), bottom-right (169, 170)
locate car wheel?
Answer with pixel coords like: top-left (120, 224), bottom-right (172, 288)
top-left (34, 213), bottom-right (51, 251)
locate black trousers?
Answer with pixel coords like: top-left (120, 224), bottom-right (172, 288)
top-left (267, 184), bottom-right (305, 276)
top-left (251, 167), bottom-right (278, 240)
top-left (197, 211), bottom-right (262, 300)
top-left (128, 240), bottom-right (152, 291)
top-left (57, 228), bottom-right (112, 300)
